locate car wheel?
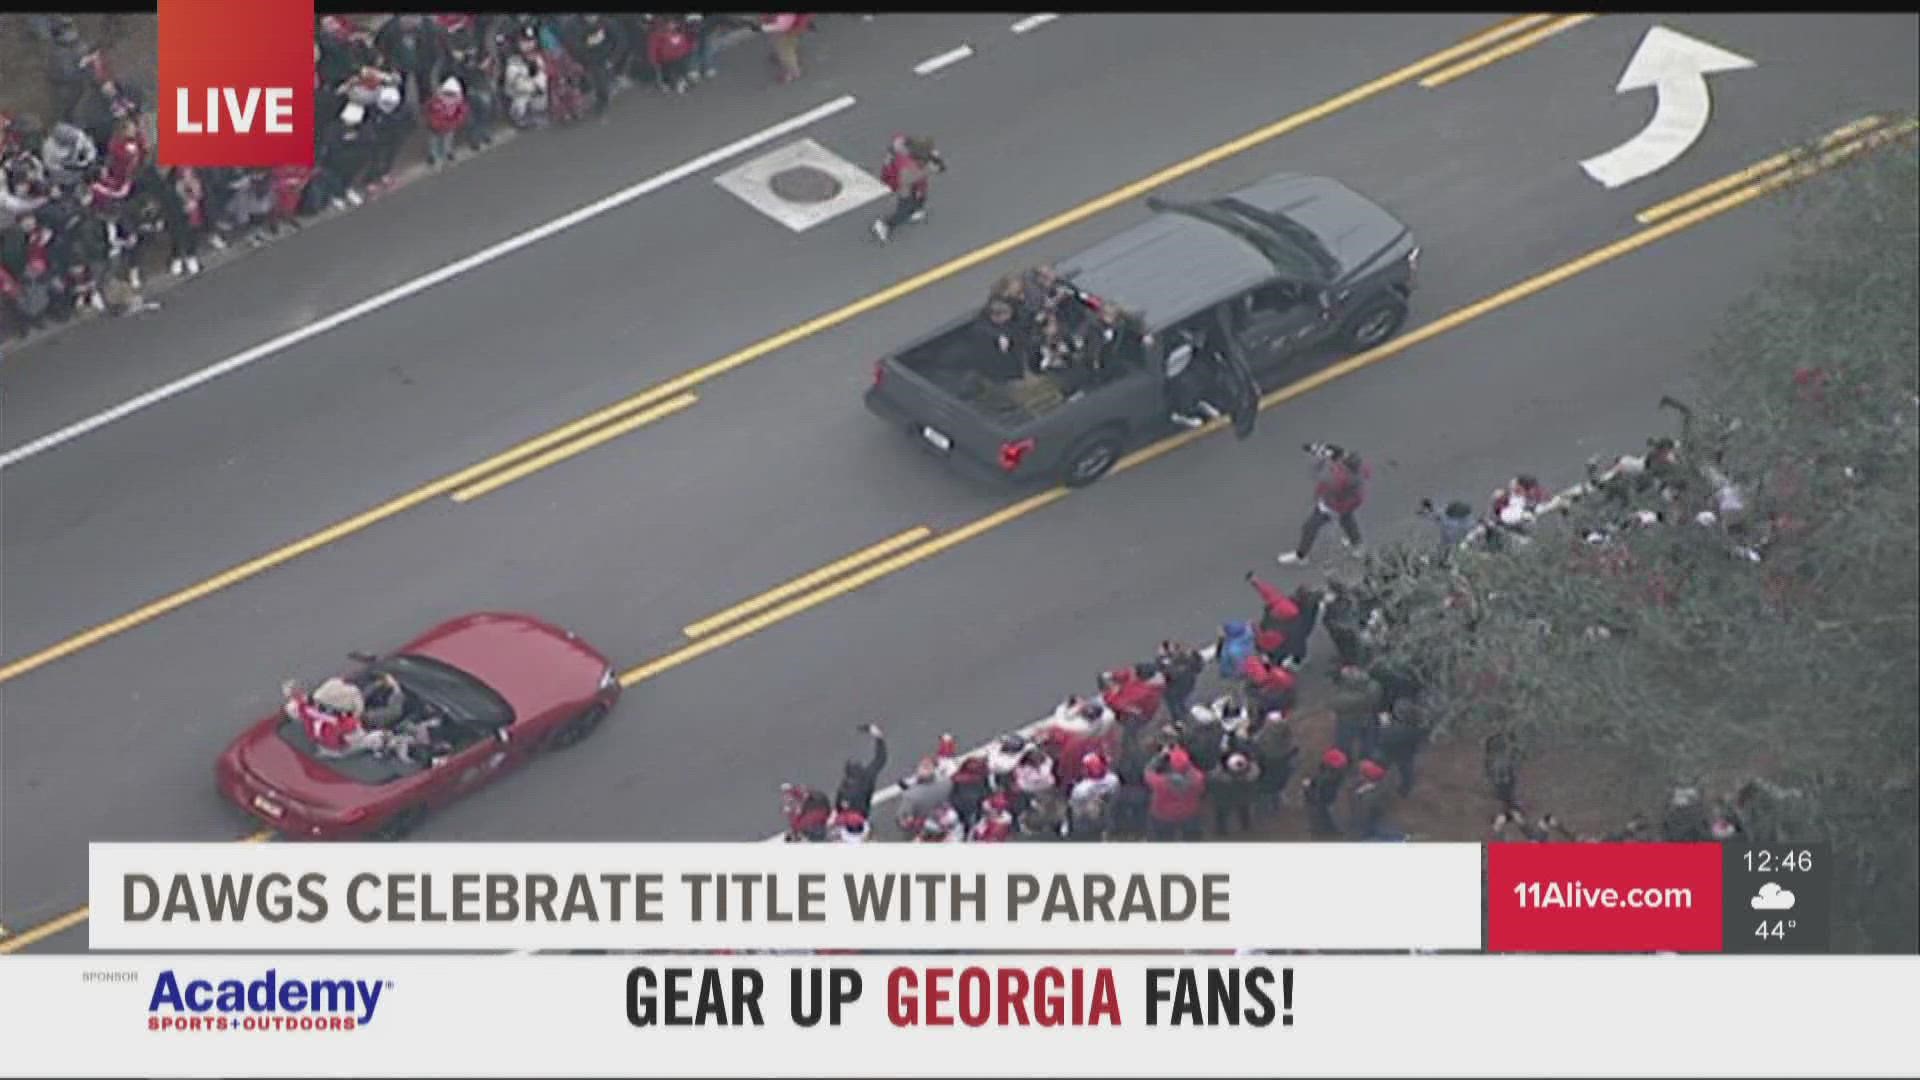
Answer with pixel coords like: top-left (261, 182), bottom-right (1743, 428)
top-left (372, 805), bottom-right (425, 841)
top-left (1062, 430), bottom-right (1124, 488)
top-left (1339, 296), bottom-right (1409, 351)
top-left (548, 702), bottom-right (610, 750)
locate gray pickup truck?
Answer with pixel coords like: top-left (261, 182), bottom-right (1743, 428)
top-left (864, 172), bottom-right (1419, 487)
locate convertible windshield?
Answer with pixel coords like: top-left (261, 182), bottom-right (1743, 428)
top-left (372, 653), bottom-right (515, 731)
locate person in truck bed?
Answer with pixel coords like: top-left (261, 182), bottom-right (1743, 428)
top-left (972, 298), bottom-right (1030, 381)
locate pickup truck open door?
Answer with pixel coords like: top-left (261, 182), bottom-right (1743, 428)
top-left (1211, 316), bottom-right (1263, 439)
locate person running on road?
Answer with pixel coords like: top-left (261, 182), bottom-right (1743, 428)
top-left (1278, 443), bottom-right (1370, 565)
top-left (871, 134), bottom-right (945, 243)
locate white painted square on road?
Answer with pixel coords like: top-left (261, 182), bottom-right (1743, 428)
top-left (714, 137), bottom-right (890, 233)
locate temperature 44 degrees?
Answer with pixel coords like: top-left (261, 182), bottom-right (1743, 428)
top-left (1755, 919), bottom-right (1798, 940)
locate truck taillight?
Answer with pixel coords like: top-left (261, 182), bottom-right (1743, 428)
top-left (872, 358), bottom-right (887, 387)
top-left (999, 438), bottom-right (1035, 472)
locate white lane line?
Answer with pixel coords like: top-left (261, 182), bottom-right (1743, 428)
top-left (0, 95), bottom-right (860, 472)
top-left (1010, 14), bottom-right (1059, 34)
top-left (913, 45), bottom-right (975, 76)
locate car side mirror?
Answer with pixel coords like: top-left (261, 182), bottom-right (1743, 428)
top-left (494, 729), bottom-right (511, 746)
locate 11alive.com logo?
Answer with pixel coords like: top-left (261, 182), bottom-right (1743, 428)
top-left (157, 0), bottom-right (315, 168)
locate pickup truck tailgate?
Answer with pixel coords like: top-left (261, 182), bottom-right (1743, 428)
top-left (865, 356), bottom-right (1016, 472)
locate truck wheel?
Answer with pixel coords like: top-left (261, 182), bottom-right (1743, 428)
top-left (1062, 430), bottom-right (1124, 488)
top-left (1339, 296), bottom-right (1408, 351)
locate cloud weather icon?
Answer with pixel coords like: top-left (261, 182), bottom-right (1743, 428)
top-left (1750, 882), bottom-right (1796, 911)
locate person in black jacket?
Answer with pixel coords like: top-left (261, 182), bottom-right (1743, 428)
top-left (1303, 747), bottom-right (1350, 837)
top-left (566, 15), bottom-right (625, 115)
top-left (375, 15), bottom-right (447, 103)
top-left (833, 723), bottom-right (888, 817)
top-left (1155, 640), bottom-right (1204, 724)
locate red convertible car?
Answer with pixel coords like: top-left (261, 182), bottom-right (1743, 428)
top-left (217, 612), bottom-right (621, 840)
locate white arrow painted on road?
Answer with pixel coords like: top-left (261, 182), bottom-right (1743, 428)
top-left (1580, 25), bottom-right (1755, 189)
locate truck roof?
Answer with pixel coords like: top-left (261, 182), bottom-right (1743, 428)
top-left (1060, 172), bottom-right (1409, 329)
top-left (1060, 211), bottom-right (1275, 331)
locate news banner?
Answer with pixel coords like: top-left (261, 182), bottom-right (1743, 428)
top-left (0, 843), bottom-right (1914, 1077)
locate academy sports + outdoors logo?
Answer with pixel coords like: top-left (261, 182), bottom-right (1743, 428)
top-left (157, 0), bottom-right (315, 168)
top-left (146, 968), bottom-right (390, 1032)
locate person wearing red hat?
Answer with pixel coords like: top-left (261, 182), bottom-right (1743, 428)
top-left (1068, 752), bottom-right (1119, 839)
top-left (829, 808), bottom-right (869, 843)
top-left (1245, 571), bottom-right (1300, 660)
top-left (1303, 748), bottom-right (1351, 837)
top-left (1144, 745), bottom-right (1207, 841)
top-left (947, 754), bottom-right (991, 829)
top-left (969, 793), bottom-right (1015, 842)
top-left (780, 783), bottom-right (833, 841)
top-left (1241, 656), bottom-right (1297, 718)
top-left (1101, 663), bottom-right (1167, 728)
top-left (1346, 759), bottom-right (1396, 840)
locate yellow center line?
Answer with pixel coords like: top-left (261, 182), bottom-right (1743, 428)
top-left (684, 527), bottom-right (936, 638)
top-left (4, 115), bottom-right (1907, 957)
top-left (449, 394), bottom-right (699, 503)
top-left (0, 14), bottom-right (1545, 689)
top-left (621, 493), bottom-right (1068, 686)
top-left (1636, 115), bottom-right (1894, 224)
top-left (1419, 13), bottom-right (1597, 89)
top-left (0, 906), bottom-right (88, 955)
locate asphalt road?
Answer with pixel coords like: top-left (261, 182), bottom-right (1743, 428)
top-left (2, 13), bottom-right (1915, 951)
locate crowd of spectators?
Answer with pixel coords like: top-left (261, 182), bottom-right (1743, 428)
top-left (784, 394), bottom-right (1805, 847)
top-left (3, 13), bottom-right (817, 343)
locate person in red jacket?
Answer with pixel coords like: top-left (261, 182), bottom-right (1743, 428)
top-left (870, 133), bottom-right (946, 244)
top-left (1279, 442), bottom-right (1372, 565)
top-left (1241, 656), bottom-right (1297, 718)
top-left (85, 119), bottom-right (146, 221)
top-left (1100, 663), bottom-right (1166, 729)
top-left (424, 77), bottom-right (470, 168)
top-left (647, 16), bottom-right (697, 94)
top-left (1246, 571), bottom-right (1300, 660)
top-left (1144, 745), bottom-right (1207, 841)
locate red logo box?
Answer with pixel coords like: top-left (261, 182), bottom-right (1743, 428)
top-left (158, 0), bottom-right (315, 168)
top-left (1486, 843), bottom-right (1723, 952)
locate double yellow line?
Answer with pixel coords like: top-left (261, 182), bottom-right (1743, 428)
top-left (1418, 13), bottom-right (1596, 89)
top-left (448, 394), bottom-right (699, 503)
top-left (1636, 114), bottom-right (1918, 224)
top-left (681, 527), bottom-right (936, 639)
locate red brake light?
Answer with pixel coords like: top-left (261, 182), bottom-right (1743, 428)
top-left (872, 358), bottom-right (887, 387)
top-left (999, 438), bottom-right (1035, 472)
